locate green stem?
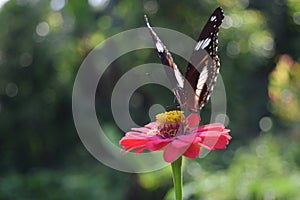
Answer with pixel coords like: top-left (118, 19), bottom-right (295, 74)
top-left (171, 156), bottom-right (182, 200)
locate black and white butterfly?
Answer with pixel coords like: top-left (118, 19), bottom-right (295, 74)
top-left (145, 7), bottom-right (224, 112)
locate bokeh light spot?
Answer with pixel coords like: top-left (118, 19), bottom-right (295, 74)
top-left (215, 113), bottom-right (230, 126)
top-left (293, 12), bottom-right (300, 25)
top-left (227, 41), bottom-right (240, 57)
top-left (49, 12), bottom-right (63, 28)
top-left (36, 22), bottom-right (50, 37)
top-left (88, 0), bottom-right (109, 8)
top-left (0, 0), bottom-right (9, 9)
top-left (144, 0), bottom-right (158, 14)
top-left (98, 15), bottom-right (112, 30)
top-left (231, 14), bottom-right (243, 28)
top-left (19, 52), bottom-right (32, 67)
top-left (222, 15), bottom-right (233, 29)
top-left (50, 0), bottom-right (65, 11)
top-left (5, 82), bottom-right (18, 97)
top-left (259, 116), bottom-right (273, 132)
top-left (148, 104), bottom-right (165, 121)
top-left (256, 143), bottom-right (268, 158)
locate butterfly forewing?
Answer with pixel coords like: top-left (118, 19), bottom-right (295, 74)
top-left (184, 7), bottom-right (224, 111)
top-left (144, 15), bottom-right (185, 104)
top-left (195, 7), bottom-right (224, 56)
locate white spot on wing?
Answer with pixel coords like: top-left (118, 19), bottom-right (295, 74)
top-left (195, 38), bottom-right (211, 50)
top-left (195, 65), bottom-right (208, 97)
top-left (173, 64), bottom-right (184, 88)
top-left (211, 16), bottom-right (216, 21)
top-left (156, 42), bottom-right (164, 52)
top-left (194, 95), bottom-right (199, 109)
top-left (206, 94), bottom-right (211, 102)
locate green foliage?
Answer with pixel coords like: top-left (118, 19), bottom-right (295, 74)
top-left (164, 134), bottom-right (300, 200)
top-left (269, 55), bottom-right (300, 123)
top-left (0, 167), bottom-right (130, 200)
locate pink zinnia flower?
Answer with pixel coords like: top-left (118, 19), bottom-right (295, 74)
top-left (119, 110), bottom-right (231, 163)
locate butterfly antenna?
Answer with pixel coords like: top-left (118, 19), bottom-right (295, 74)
top-left (166, 104), bottom-right (181, 111)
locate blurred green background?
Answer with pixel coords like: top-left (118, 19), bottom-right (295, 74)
top-left (1, 0), bottom-right (300, 199)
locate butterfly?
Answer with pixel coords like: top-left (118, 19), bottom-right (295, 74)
top-left (145, 7), bottom-right (224, 112)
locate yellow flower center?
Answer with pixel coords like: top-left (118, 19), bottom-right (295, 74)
top-left (156, 110), bottom-right (184, 124)
top-left (155, 110), bottom-right (186, 138)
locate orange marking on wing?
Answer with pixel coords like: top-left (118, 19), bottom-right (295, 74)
top-left (196, 54), bottom-right (209, 68)
top-left (186, 54), bottom-right (209, 77)
top-left (166, 55), bottom-right (174, 68)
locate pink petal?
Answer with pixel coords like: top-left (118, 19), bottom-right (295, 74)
top-left (120, 139), bottom-right (148, 149)
top-left (145, 122), bottom-right (157, 129)
top-left (163, 139), bottom-right (192, 162)
top-left (183, 144), bottom-right (201, 158)
top-left (119, 132), bottom-right (155, 153)
top-left (171, 138), bottom-right (190, 148)
top-left (198, 131), bottom-right (231, 150)
top-left (163, 143), bottom-right (180, 162)
top-left (122, 132), bottom-right (153, 140)
top-left (136, 147), bottom-right (146, 153)
top-left (177, 133), bottom-right (197, 144)
top-left (186, 113), bottom-right (201, 127)
top-left (197, 123), bottom-right (225, 132)
top-left (129, 123), bottom-right (159, 135)
top-left (131, 127), bottom-right (150, 133)
top-left (146, 137), bottom-right (171, 150)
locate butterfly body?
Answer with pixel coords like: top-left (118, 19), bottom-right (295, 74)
top-left (145, 7), bottom-right (224, 112)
